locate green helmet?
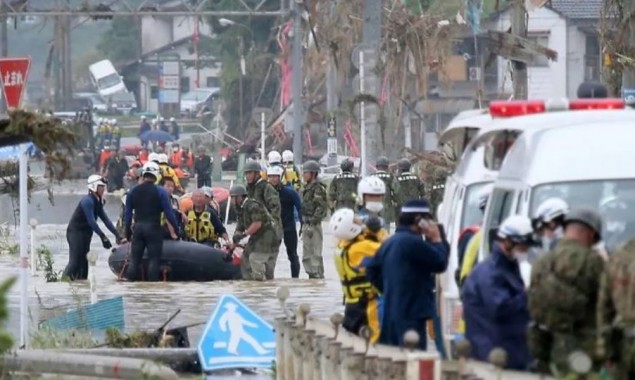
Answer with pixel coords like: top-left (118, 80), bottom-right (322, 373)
top-left (564, 208), bottom-right (603, 242)
top-left (244, 160), bottom-right (262, 173)
top-left (302, 160), bottom-right (320, 173)
top-left (397, 158), bottom-right (411, 171)
top-left (230, 184), bottom-right (248, 197)
top-left (340, 159), bottom-right (354, 172)
top-left (376, 156), bottom-right (389, 167)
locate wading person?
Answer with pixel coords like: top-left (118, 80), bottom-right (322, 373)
top-left (124, 162), bottom-right (179, 281)
top-left (64, 175), bottom-right (123, 280)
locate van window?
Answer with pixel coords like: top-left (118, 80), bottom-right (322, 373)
top-left (531, 179), bottom-right (635, 252)
top-left (485, 188), bottom-right (515, 252)
top-left (483, 130), bottom-right (521, 170)
top-left (98, 73), bottom-right (122, 90)
top-left (460, 182), bottom-right (491, 230)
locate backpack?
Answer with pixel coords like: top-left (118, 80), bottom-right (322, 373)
top-left (528, 245), bottom-right (594, 332)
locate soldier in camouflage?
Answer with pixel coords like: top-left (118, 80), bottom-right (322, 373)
top-left (301, 160), bottom-right (328, 279)
top-left (528, 209), bottom-right (605, 377)
top-left (328, 159), bottom-right (359, 212)
top-left (230, 184), bottom-right (280, 281)
top-left (395, 158), bottom-right (426, 211)
top-left (597, 236), bottom-right (635, 380)
top-left (243, 160), bottom-right (283, 279)
top-left (372, 156), bottom-right (399, 232)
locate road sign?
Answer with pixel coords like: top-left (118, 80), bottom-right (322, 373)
top-left (623, 88), bottom-right (635, 105)
top-left (327, 138), bottom-right (337, 155)
top-left (159, 76), bottom-right (180, 90)
top-left (198, 294), bottom-right (275, 372)
top-left (327, 115), bottom-right (336, 138)
top-left (0, 57), bottom-right (31, 109)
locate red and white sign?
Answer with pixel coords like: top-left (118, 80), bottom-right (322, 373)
top-left (0, 57), bottom-right (31, 109)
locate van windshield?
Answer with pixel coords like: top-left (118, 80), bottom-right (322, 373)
top-left (182, 90), bottom-right (212, 102)
top-left (97, 73), bottom-right (122, 90)
top-left (531, 179), bottom-right (635, 252)
top-left (461, 182), bottom-right (491, 230)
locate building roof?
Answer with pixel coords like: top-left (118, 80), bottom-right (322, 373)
top-left (119, 34), bottom-right (215, 72)
top-left (549, 0), bottom-right (602, 20)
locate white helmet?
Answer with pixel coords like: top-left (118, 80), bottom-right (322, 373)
top-left (170, 117), bottom-right (175, 122)
top-left (158, 153), bottom-right (169, 164)
top-left (98, 117), bottom-right (104, 123)
top-left (533, 197), bottom-right (569, 230)
top-left (142, 161), bottom-right (160, 179)
top-left (357, 176), bottom-right (386, 203)
top-left (477, 183), bottom-right (494, 211)
top-left (268, 150), bottom-right (282, 164)
top-left (111, 119), bottom-right (118, 125)
top-left (266, 165), bottom-right (285, 177)
top-left (329, 208), bottom-right (363, 241)
top-left (282, 150), bottom-right (294, 163)
top-left (87, 174), bottom-right (107, 193)
top-left (160, 117), bottom-right (165, 121)
top-left (148, 152), bottom-right (159, 162)
top-left (141, 115), bottom-right (146, 120)
top-left (497, 215), bottom-right (535, 245)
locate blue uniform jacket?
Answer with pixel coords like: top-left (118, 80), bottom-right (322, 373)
top-left (279, 186), bottom-right (302, 230)
top-left (367, 225), bottom-right (448, 349)
top-left (461, 245), bottom-right (531, 370)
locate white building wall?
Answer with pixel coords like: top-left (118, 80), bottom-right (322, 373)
top-left (566, 25), bottom-right (587, 97)
top-left (141, 16), bottom-right (173, 54)
top-left (494, 7), bottom-right (568, 98)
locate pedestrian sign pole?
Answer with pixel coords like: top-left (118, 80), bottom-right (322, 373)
top-left (0, 56), bottom-right (32, 349)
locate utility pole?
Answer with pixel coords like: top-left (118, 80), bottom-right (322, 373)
top-left (0, 0), bottom-right (7, 113)
top-left (326, 0), bottom-right (338, 167)
top-left (362, 0), bottom-right (381, 169)
top-left (62, 15), bottom-right (72, 109)
top-left (622, 0), bottom-right (635, 101)
top-left (291, 0), bottom-right (304, 166)
top-left (511, 0), bottom-right (528, 99)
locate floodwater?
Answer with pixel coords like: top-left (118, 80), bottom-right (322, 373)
top-left (0, 178), bottom-right (342, 378)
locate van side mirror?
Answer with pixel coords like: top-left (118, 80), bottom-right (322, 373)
top-left (436, 202), bottom-right (444, 221)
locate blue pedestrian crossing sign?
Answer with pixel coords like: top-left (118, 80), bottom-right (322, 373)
top-left (197, 294), bottom-right (276, 372)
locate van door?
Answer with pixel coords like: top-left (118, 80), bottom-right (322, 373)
top-left (481, 187), bottom-right (518, 256)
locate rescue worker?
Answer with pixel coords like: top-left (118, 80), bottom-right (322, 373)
top-left (103, 119), bottom-right (113, 147)
top-left (528, 209), bottom-right (605, 376)
top-left (230, 184), bottom-right (279, 281)
top-left (462, 215), bottom-right (534, 370)
top-left (169, 117), bottom-right (180, 140)
top-left (356, 176), bottom-right (389, 239)
top-left (201, 186), bottom-right (221, 214)
top-left (111, 119), bottom-right (121, 150)
top-left (267, 165), bottom-right (302, 278)
top-left (99, 146), bottom-right (113, 174)
top-left (96, 118), bottom-right (106, 149)
top-left (180, 146), bottom-right (194, 172)
top-left (159, 116), bottom-right (169, 133)
top-left (282, 149), bottom-right (302, 191)
top-left (328, 159), bottom-right (359, 212)
top-left (161, 176), bottom-right (186, 238)
top-left (531, 197), bottom-right (569, 253)
top-left (366, 199), bottom-right (448, 350)
top-left (138, 115), bottom-right (151, 143)
top-left (371, 156), bottom-right (398, 232)
top-left (301, 160), bottom-right (328, 279)
top-left (330, 208), bottom-right (382, 342)
top-left (244, 160), bottom-right (283, 254)
top-left (170, 144), bottom-right (182, 168)
top-left (264, 150), bottom-right (285, 183)
top-left (194, 147), bottom-right (212, 188)
top-left (395, 158), bottom-right (426, 211)
top-left (185, 189), bottom-right (228, 247)
top-left (597, 237), bottom-right (635, 379)
top-left (104, 149), bottom-right (129, 192)
top-left (157, 153), bottom-right (183, 193)
top-left (457, 184), bottom-right (494, 287)
top-left (124, 162), bottom-right (179, 281)
top-left (64, 175), bottom-right (123, 281)
top-left (138, 147), bottom-right (149, 163)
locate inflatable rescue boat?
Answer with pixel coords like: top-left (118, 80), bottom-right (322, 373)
top-left (108, 240), bottom-right (242, 282)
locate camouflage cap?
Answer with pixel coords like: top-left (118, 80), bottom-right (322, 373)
top-left (376, 156), bottom-right (389, 167)
top-left (230, 184), bottom-right (248, 197)
top-left (340, 159), bottom-right (354, 172)
top-left (244, 160), bottom-right (262, 173)
top-left (302, 160), bottom-right (320, 173)
top-left (564, 208), bottom-right (603, 241)
top-left (397, 158), bottom-right (411, 171)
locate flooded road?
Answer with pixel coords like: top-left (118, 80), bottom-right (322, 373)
top-left (0, 186), bottom-right (342, 350)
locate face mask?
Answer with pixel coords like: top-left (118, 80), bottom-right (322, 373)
top-left (365, 201), bottom-right (383, 213)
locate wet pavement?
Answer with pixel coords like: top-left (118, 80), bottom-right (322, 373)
top-left (0, 187), bottom-right (342, 350)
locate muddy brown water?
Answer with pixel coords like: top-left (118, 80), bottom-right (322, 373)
top-left (0, 183), bottom-right (342, 379)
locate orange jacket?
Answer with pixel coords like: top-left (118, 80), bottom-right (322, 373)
top-left (170, 151), bottom-right (183, 168)
top-left (99, 150), bottom-right (113, 171)
top-left (139, 150), bottom-right (149, 163)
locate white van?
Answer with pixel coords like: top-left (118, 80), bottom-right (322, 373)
top-left (89, 60), bottom-right (126, 97)
top-left (479, 101), bottom-right (634, 284)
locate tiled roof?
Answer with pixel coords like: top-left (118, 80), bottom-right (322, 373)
top-left (549, 0), bottom-right (602, 20)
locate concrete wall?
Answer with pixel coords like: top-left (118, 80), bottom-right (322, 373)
top-left (493, 7), bottom-right (569, 98)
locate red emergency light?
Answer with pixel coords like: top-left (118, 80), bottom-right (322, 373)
top-left (489, 98), bottom-right (626, 117)
top-left (489, 100), bottom-right (546, 118)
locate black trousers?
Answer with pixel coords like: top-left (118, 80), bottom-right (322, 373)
top-left (64, 229), bottom-right (93, 280)
top-left (127, 223), bottom-right (164, 281)
top-left (197, 175), bottom-right (211, 188)
top-left (283, 227), bottom-right (300, 278)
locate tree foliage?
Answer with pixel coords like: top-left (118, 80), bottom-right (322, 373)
top-left (96, 17), bottom-right (140, 65)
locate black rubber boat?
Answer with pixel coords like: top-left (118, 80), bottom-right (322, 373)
top-left (108, 240), bottom-right (242, 281)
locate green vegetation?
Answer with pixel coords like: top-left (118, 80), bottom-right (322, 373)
top-left (36, 245), bottom-right (62, 283)
top-left (96, 17), bottom-right (141, 66)
top-left (0, 278), bottom-right (16, 355)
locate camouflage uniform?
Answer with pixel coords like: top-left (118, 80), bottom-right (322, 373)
top-left (234, 197), bottom-right (279, 281)
top-left (597, 237), bottom-right (635, 380)
top-left (328, 172), bottom-right (359, 211)
top-left (246, 179), bottom-right (283, 279)
top-left (302, 179), bottom-right (328, 279)
top-left (528, 239), bottom-right (606, 376)
top-left (395, 172), bottom-right (426, 211)
top-left (372, 171), bottom-right (398, 229)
